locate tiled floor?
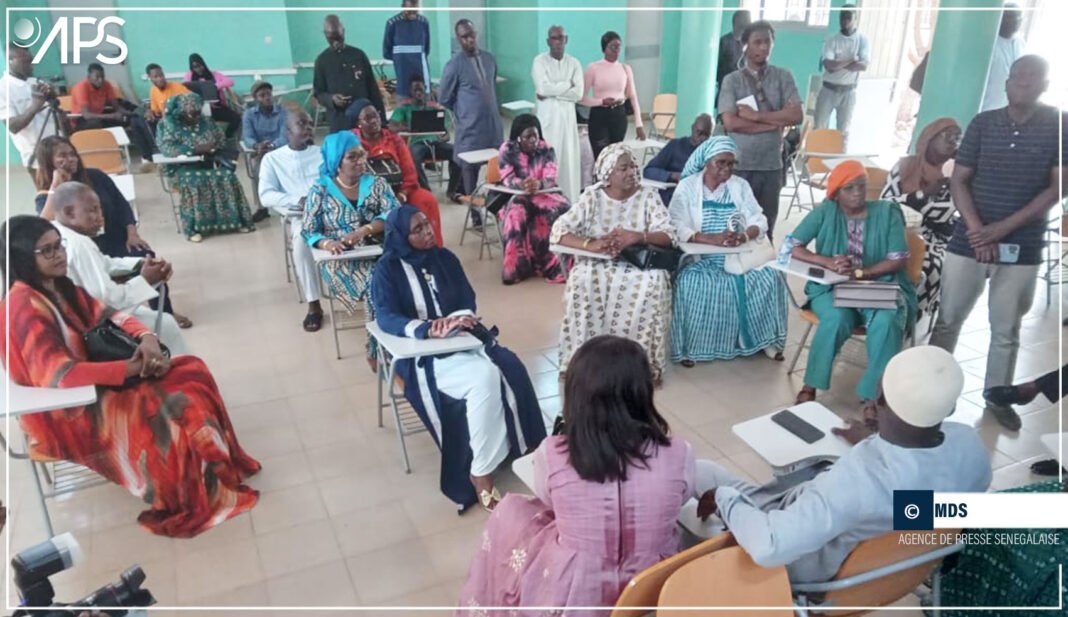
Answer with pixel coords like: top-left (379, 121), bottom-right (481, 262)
top-left (1, 151), bottom-right (1062, 614)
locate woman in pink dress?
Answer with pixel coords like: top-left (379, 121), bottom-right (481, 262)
top-left (458, 335), bottom-right (695, 615)
top-left (496, 114), bottom-right (570, 285)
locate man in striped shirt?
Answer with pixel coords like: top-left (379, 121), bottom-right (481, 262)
top-left (930, 55), bottom-right (1066, 431)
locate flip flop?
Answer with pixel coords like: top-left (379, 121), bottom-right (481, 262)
top-left (795, 387), bottom-right (817, 404)
top-left (302, 311), bottom-right (323, 332)
top-left (173, 314), bottom-right (194, 329)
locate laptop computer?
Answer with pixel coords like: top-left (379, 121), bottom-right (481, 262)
top-left (410, 108), bottom-right (446, 133)
top-left (183, 81), bottom-right (220, 104)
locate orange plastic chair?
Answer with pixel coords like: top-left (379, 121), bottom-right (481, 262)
top-left (785, 129), bottom-right (845, 218)
top-left (610, 532), bottom-right (737, 617)
top-left (69, 129), bottom-right (126, 174)
top-left (657, 545), bottom-right (794, 617)
top-left (865, 167), bottom-right (889, 201)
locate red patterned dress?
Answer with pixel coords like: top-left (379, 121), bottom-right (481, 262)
top-left (1, 281), bottom-right (260, 537)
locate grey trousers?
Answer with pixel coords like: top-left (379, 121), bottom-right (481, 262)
top-left (814, 85), bottom-right (857, 138)
top-left (735, 169), bottom-right (784, 238)
top-left (929, 252), bottom-right (1040, 390)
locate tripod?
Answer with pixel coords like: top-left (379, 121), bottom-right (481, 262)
top-left (24, 96), bottom-right (68, 176)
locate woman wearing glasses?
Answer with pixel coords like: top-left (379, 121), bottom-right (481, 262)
top-left (669, 136), bottom-right (787, 367)
top-left (0, 216), bottom-right (260, 537)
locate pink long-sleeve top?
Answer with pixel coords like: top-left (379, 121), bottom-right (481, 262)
top-left (580, 59), bottom-right (643, 128)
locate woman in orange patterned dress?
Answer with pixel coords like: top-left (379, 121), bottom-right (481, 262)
top-left (0, 215), bottom-right (260, 537)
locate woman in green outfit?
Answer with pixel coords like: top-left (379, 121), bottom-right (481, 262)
top-left (156, 92), bottom-right (254, 242)
top-left (790, 160), bottom-right (916, 424)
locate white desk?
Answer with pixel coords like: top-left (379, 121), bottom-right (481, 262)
top-left (367, 321), bottom-right (483, 360)
top-left (732, 401), bottom-right (852, 472)
top-left (512, 452), bottom-right (723, 539)
top-left (1040, 432), bottom-right (1066, 461)
top-left (641, 178), bottom-right (677, 191)
top-left (398, 131), bottom-right (447, 140)
top-left (489, 185), bottom-right (563, 196)
top-left (622, 138), bottom-right (668, 152)
top-left (1, 382), bottom-right (97, 418)
top-left (152, 154), bottom-right (203, 165)
top-left (502, 100), bottom-right (535, 114)
top-left (311, 245), bottom-right (383, 263)
top-left (269, 204), bottom-right (303, 219)
top-left (764, 258), bottom-right (849, 285)
top-left (803, 151), bottom-right (879, 161)
top-left (550, 243), bottom-right (610, 260)
top-left (457, 148), bottom-right (499, 165)
top-left (108, 173), bottom-right (136, 203)
top-left (680, 242), bottom-right (752, 256)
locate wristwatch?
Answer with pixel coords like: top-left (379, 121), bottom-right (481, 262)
top-left (853, 268), bottom-right (865, 280)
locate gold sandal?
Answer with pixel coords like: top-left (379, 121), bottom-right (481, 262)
top-left (479, 487), bottom-right (502, 512)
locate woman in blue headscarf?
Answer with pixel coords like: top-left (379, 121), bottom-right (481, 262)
top-left (301, 131), bottom-right (399, 321)
top-left (372, 206), bottom-right (546, 512)
top-left (668, 136), bottom-right (788, 366)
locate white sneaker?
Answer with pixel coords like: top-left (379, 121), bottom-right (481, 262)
top-left (188, 233), bottom-right (203, 243)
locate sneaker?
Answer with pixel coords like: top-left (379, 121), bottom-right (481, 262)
top-left (188, 233), bottom-right (203, 243)
top-left (986, 403), bottom-right (1022, 431)
top-left (251, 208), bottom-right (270, 223)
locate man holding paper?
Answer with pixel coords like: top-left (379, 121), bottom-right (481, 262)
top-left (717, 21), bottom-right (802, 238)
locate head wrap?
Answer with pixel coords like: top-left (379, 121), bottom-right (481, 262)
top-left (349, 98), bottom-right (376, 125)
top-left (882, 346), bottom-right (963, 428)
top-left (898, 117), bottom-right (959, 195)
top-left (680, 135), bottom-right (739, 179)
top-left (383, 204), bottom-right (436, 267)
top-left (825, 159), bottom-right (868, 199)
top-left (188, 52), bottom-right (214, 81)
top-left (163, 92), bottom-right (207, 128)
top-left (595, 142), bottom-right (638, 184)
top-left (319, 131), bottom-right (363, 179)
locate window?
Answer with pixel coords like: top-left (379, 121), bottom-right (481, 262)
top-left (740, 0), bottom-right (832, 28)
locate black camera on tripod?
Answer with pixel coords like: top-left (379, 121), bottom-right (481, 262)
top-left (11, 533), bottom-right (155, 617)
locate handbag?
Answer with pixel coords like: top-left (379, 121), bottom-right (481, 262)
top-left (367, 156), bottom-right (404, 186)
top-left (84, 318), bottom-right (171, 362)
top-left (724, 236), bottom-right (777, 275)
top-left (619, 244), bottom-right (683, 271)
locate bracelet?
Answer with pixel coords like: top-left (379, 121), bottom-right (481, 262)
top-left (582, 238), bottom-right (591, 249)
top-left (138, 332), bottom-right (158, 341)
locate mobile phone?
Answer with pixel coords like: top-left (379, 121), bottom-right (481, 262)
top-left (808, 267), bottom-right (825, 279)
top-left (771, 410), bottom-right (825, 444)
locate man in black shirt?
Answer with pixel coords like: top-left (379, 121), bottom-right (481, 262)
top-left (313, 14), bottom-right (385, 132)
top-left (716, 10), bottom-right (751, 101)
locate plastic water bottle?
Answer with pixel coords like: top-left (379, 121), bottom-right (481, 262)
top-left (777, 234), bottom-right (794, 266)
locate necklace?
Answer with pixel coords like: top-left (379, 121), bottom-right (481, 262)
top-left (335, 175), bottom-right (359, 189)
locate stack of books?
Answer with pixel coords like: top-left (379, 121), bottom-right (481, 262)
top-left (832, 281), bottom-right (899, 310)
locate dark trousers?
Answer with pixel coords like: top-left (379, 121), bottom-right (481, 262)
top-left (75, 114), bottom-right (156, 159)
top-left (735, 168), bottom-right (783, 239)
top-left (588, 105), bottom-right (627, 161)
top-left (411, 140), bottom-right (462, 196)
top-left (1035, 365), bottom-right (1067, 403)
top-left (209, 105), bottom-right (241, 139)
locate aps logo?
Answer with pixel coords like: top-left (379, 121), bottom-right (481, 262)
top-left (11, 16), bottom-right (128, 65)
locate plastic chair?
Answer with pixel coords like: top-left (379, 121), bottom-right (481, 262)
top-left (70, 128), bottom-right (127, 174)
top-left (793, 530), bottom-right (965, 616)
top-left (459, 156), bottom-right (505, 260)
top-left (610, 532), bottom-right (737, 617)
top-left (787, 231), bottom-right (925, 376)
top-left (865, 167), bottom-right (889, 201)
top-left (785, 129), bottom-right (845, 219)
top-left (657, 545), bottom-right (794, 617)
top-left (650, 93), bottom-right (678, 140)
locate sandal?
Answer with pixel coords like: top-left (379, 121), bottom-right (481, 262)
top-left (795, 386), bottom-right (817, 404)
top-left (479, 487), bottom-right (502, 512)
top-left (763, 347), bottom-right (785, 361)
top-left (302, 311), bottom-right (323, 332)
top-left (861, 400), bottom-right (880, 431)
top-left (680, 359), bottom-right (696, 368)
top-left (172, 313), bottom-right (194, 329)
top-left (188, 233), bottom-right (203, 243)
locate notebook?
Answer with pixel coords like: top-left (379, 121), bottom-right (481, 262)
top-left (410, 109), bottom-right (446, 133)
top-left (832, 281), bottom-right (900, 310)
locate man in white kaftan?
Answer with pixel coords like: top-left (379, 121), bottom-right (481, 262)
top-left (531, 25), bottom-right (583, 202)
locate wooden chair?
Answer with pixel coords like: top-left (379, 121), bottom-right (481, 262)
top-left (785, 129), bottom-right (845, 219)
top-left (787, 231), bottom-right (926, 376)
top-left (657, 546), bottom-right (794, 617)
top-left (792, 530), bottom-right (964, 616)
top-left (650, 93), bottom-right (678, 140)
top-left (610, 532), bottom-right (736, 617)
top-left (70, 128), bottom-right (127, 174)
top-left (459, 155), bottom-right (505, 260)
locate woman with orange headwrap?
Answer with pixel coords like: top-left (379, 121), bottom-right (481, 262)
top-left (789, 160), bottom-right (917, 423)
top-left (880, 118), bottom-right (961, 316)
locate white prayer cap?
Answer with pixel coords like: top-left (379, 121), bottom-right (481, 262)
top-left (882, 346), bottom-right (963, 428)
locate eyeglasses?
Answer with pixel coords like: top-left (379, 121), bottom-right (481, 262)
top-left (34, 237), bottom-right (67, 259)
top-left (710, 159), bottom-right (738, 169)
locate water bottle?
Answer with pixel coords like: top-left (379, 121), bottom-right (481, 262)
top-left (777, 234), bottom-right (794, 266)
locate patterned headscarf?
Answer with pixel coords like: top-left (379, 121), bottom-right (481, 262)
top-left (595, 142), bottom-right (638, 184)
top-left (825, 159), bottom-right (869, 199)
top-left (163, 92), bottom-right (206, 124)
top-left (318, 131), bottom-right (374, 207)
top-left (898, 117), bottom-right (959, 194)
top-left (680, 135), bottom-right (739, 179)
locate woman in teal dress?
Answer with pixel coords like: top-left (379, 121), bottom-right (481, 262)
top-left (669, 136), bottom-right (788, 366)
top-left (790, 160), bottom-right (916, 422)
top-left (156, 92), bottom-right (254, 242)
top-left (301, 131), bottom-right (399, 317)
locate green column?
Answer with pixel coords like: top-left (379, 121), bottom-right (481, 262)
top-left (913, 0), bottom-right (1001, 145)
top-left (675, 0), bottom-right (723, 127)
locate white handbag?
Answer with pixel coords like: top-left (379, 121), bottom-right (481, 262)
top-left (724, 235), bottom-right (776, 275)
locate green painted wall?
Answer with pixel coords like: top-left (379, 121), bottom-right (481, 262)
top-left (658, 0), bottom-right (681, 94)
top-left (676, 0), bottom-right (723, 125)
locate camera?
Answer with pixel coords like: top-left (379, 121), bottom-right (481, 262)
top-left (11, 533), bottom-right (155, 617)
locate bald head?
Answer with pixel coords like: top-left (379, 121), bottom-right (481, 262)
top-left (456, 20), bottom-right (477, 54)
top-left (53, 182), bottom-right (104, 237)
top-left (690, 113), bottom-right (713, 146)
top-left (286, 109), bottom-right (315, 150)
top-left (324, 15), bottom-right (345, 50)
top-left (547, 25), bottom-right (567, 58)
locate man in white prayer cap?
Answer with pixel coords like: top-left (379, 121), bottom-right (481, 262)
top-left (693, 346), bottom-right (992, 583)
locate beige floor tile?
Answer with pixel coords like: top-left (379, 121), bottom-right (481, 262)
top-left (175, 537), bottom-right (264, 602)
top-left (248, 448), bottom-right (316, 494)
top-left (255, 518), bottom-right (342, 579)
top-left (305, 438), bottom-right (382, 482)
top-left (421, 524), bottom-right (484, 580)
top-left (347, 539), bottom-right (445, 604)
top-left (332, 499), bottom-right (420, 557)
top-left (237, 424), bottom-right (304, 459)
top-left (249, 482), bottom-right (329, 536)
top-left (317, 470), bottom-right (405, 517)
top-left (266, 559), bottom-right (362, 607)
